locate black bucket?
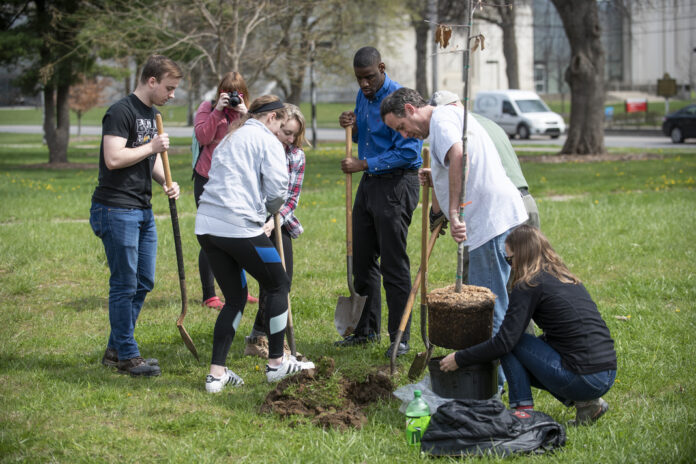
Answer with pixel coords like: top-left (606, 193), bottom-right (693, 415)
top-left (428, 356), bottom-right (498, 400)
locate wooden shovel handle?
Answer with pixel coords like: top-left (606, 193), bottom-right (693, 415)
top-left (345, 126), bottom-right (353, 258)
top-left (154, 114), bottom-right (172, 189)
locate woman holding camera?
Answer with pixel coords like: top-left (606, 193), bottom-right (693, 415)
top-left (193, 72), bottom-right (257, 310)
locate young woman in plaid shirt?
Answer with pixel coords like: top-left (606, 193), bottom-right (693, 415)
top-left (245, 104), bottom-right (308, 358)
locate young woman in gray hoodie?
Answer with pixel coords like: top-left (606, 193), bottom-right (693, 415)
top-left (195, 95), bottom-right (315, 391)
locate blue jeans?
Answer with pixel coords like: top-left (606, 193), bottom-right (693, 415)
top-left (501, 333), bottom-right (617, 408)
top-left (90, 202), bottom-right (157, 360)
top-left (468, 229), bottom-right (512, 389)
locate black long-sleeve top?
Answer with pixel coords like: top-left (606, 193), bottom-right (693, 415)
top-left (454, 271), bottom-right (617, 375)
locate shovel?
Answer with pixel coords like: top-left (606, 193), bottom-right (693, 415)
top-left (408, 149), bottom-right (436, 380)
top-left (334, 126), bottom-right (367, 337)
top-left (155, 114), bottom-right (199, 361)
top-left (274, 213), bottom-right (296, 357)
top-left (389, 148), bottom-right (441, 376)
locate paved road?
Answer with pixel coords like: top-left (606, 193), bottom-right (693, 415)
top-left (1, 125), bottom-right (694, 149)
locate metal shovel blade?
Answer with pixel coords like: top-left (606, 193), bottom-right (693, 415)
top-left (177, 320), bottom-right (199, 361)
top-left (334, 294), bottom-right (367, 338)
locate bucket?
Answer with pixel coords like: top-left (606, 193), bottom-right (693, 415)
top-left (428, 356), bottom-right (498, 400)
top-left (427, 284), bottom-right (496, 350)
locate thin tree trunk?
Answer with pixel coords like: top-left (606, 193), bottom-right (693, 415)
top-left (44, 84), bottom-right (70, 164)
top-left (413, 10), bottom-right (430, 96)
top-left (499, 7), bottom-right (519, 89)
top-left (550, 0), bottom-right (606, 155)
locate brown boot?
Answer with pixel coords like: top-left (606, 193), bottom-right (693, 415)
top-left (571, 398), bottom-right (609, 425)
top-left (243, 336), bottom-right (301, 359)
top-left (243, 336), bottom-right (269, 358)
top-left (117, 356), bottom-right (161, 377)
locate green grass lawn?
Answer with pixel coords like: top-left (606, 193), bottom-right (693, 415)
top-left (0, 102), bottom-right (352, 128)
top-left (1, 134), bottom-right (695, 462)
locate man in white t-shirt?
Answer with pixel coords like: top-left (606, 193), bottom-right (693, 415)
top-left (380, 87), bottom-right (528, 390)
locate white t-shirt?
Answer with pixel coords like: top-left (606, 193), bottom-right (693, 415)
top-left (429, 105), bottom-right (527, 251)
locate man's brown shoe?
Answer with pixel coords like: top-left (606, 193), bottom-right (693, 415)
top-left (117, 356), bottom-right (161, 377)
top-left (102, 348), bottom-right (158, 367)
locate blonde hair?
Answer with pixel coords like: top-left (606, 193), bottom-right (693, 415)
top-left (506, 225), bottom-right (580, 288)
top-left (284, 104), bottom-right (310, 148)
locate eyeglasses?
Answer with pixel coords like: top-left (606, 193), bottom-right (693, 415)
top-left (504, 255), bottom-right (513, 265)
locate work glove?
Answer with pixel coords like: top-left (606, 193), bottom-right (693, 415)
top-left (429, 207), bottom-right (448, 235)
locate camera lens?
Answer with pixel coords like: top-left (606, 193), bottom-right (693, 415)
top-left (228, 91), bottom-right (241, 107)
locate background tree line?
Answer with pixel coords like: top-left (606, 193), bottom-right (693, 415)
top-left (1, 0), bottom-right (610, 163)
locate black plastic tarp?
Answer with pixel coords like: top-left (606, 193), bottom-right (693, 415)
top-left (421, 399), bottom-right (566, 457)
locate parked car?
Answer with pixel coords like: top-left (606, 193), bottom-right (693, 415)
top-left (662, 104), bottom-right (696, 143)
top-left (473, 90), bottom-right (566, 139)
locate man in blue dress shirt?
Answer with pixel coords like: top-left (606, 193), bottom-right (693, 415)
top-left (335, 47), bottom-right (423, 358)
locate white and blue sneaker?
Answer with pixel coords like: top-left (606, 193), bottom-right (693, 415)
top-left (265, 355), bottom-right (315, 383)
top-left (205, 368), bottom-right (244, 393)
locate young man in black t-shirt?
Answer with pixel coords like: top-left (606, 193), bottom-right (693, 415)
top-left (90, 55), bottom-right (182, 377)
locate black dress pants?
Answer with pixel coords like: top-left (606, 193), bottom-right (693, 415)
top-left (351, 171), bottom-right (420, 343)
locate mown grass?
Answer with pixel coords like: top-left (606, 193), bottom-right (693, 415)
top-left (0, 133), bottom-right (695, 463)
top-left (0, 102), bottom-right (352, 129)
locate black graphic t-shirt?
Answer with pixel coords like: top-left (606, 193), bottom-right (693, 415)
top-left (92, 94), bottom-right (160, 209)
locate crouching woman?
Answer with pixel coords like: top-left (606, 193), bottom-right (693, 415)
top-left (439, 225), bottom-right (617, 425)
top-left (195, 95), bottom-right (314, 393)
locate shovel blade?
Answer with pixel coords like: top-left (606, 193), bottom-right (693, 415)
top-left (177, 322), bottom-right (199, 361)
top-left (408, 347), bottom-right (433, 381)
top-left (334, 294), bottom-right (367, 338)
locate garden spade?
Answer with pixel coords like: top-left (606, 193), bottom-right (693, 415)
top-left (408, 149), bottom-right (436, 380)
top-left (387, 148), bottom-right (442, 377)
top-left (334, 126), bottom-right (367, 338)
top-left (274, 213), bottom-right (296, 357)
top-left (155, 114), bottom-right (199, 361)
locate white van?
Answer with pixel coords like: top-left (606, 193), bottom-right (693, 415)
top-left (473, 90), bottom-right (565, 139)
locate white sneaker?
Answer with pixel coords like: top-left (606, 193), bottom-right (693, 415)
top-left (265, 356), bottom-right (315, 383)
top-left (205, 368), bottom-right (244, 393)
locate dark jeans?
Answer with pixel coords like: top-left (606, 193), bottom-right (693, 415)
top-left (501, 333), bottom-right (617, 408)
top-left (252, 226), bottom-right (293, 335)
top-left (197, 233), bottom-right (290, 363)
top-left (352, 171), bottom-right (420, 342)
top-left (194, 171), bottom-right (218, 301)
top-left (90, 201), bottom-right (157, 360)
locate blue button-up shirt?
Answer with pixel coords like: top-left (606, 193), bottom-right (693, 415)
top-left (353, 73), bottom-right (422, 174)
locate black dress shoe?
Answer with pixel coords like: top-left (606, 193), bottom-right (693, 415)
top-left (385, 341), bottom-right (410, 358)
top-left (334, 332), bottom-right (380, 347)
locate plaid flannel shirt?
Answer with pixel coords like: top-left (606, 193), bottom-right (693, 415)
top-left (277, 145), bottom-right (305, 238)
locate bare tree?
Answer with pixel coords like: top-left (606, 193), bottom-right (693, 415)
top-left (473, 1), bottom-right (520, 89)
top-left (69, 75), bottom-right (112, 136)
top-left (436, 0), bottom-right (521, 90)
top-left (550, 0), bottom-right (606, 155)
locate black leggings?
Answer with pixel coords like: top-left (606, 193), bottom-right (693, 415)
top-left (197, 233), bottom-right (290, 364)
top-left (193, 172), bottom-right (217, 301)
top-left (253, 227), bottom-right (293, 335)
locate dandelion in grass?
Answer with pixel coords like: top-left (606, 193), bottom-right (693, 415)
top-left (331, 218), bottom-right (336, 223)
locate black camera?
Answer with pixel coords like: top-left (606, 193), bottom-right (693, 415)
top-left (226, 91), bottom-right (242, 107)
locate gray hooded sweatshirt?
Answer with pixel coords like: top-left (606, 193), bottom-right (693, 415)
top-left (196, 118), bottom-right (288, 237)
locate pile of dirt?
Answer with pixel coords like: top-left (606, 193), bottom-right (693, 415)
top-left (260, 357), bottom-right (395, 429)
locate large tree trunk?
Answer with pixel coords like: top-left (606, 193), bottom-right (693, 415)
top-left (550, 0), bottom-right (606, 155)
top-left (43, 85), bottom-right (70, 164)
top-left (499, 6), bottom-right (519, 89)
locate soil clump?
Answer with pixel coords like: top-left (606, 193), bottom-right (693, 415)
top-left (260, 357), bottom-right (394, 430)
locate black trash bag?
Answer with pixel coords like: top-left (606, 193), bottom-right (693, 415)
top-left (421, 399), bottom-right (566, 457)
